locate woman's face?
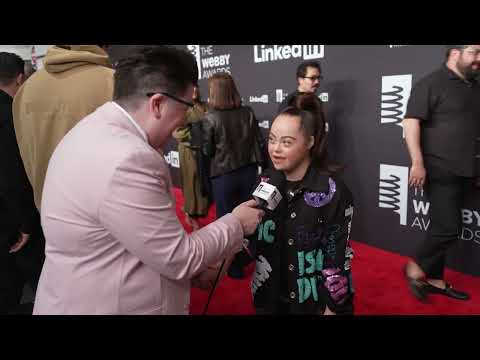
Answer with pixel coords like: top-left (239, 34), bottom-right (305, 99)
top-left (268, 114), bottom-right (313, 174)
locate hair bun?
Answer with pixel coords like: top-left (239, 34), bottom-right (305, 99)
top-left (294, 93), bottom-right (321, 113)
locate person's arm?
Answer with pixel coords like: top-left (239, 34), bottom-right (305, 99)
top-left (98, 149), bottom-right (244, 281)
top-left (0, 112), bottom-right (39, 252)
top-left (317, 184), bottom-right (355, 315)
top-left (403, 78), bottom-right (432, 188)
top-left (403, 118), bottom-right (426, 187)
top-left (202, 116), bottom-right (215, 158)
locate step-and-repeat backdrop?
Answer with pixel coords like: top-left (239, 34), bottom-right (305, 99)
top-left (109, 45), bottom-right (480, 276)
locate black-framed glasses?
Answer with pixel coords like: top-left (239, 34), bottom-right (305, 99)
top-left (463, 48), bottom-right (480, 57)
top-left (302, 75), bottom-right (323, 81)
top-left (146, 92), bottom-right (194, 108)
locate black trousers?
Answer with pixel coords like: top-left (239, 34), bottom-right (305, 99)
top-left (415, 164), bottom-right (474, 280)
top-left (211, 164), bottom-right (258, 219)
top-left (211, 164), bottom-right (258, 273)
top-left (0, 230), bottom-right (45, 314)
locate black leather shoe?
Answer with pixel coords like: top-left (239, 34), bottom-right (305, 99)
top-left (403, 265), bottom-right (428, 302)
top-left (424, 283), bottom-right (470, 301)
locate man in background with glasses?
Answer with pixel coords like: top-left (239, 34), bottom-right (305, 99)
top-left (278, 60), bottom-right (323, 113)
top-left (33, 46), bottom-right (264, 315)
top-left (403, 45), bottom-right (480, 303)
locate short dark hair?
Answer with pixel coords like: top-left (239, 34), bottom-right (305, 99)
top-left (0, 52), bottom-right (25, 86)
top-left (113, 45), bottom-right (198, 108)
top-left (445, 45), bottom-right (468, 59)
top-left (296, 60), bottom-right (322, 79)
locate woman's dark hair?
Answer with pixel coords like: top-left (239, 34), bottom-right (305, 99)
top-left (279, 93), bottom-right (342, 174)
top-left (207, 72), bottom-right (242, 110)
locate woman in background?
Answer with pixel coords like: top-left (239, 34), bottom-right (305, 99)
top-left (203, 73), bottom-right (265, 279)
top-left (173, 86), bottom-right (210, 231)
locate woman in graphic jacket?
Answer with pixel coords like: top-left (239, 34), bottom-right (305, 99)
top-left (247, 93), bottom-right (355, 315)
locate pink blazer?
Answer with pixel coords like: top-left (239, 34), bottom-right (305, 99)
top-left (33, 102), bottom-right (243, 315)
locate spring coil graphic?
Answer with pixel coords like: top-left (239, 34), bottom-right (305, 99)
top-left (381, 85), bottom-right (404, 125)
top-left (379, 175), bottom-right (401, 212)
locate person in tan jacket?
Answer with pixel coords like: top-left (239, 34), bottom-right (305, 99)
top-left (172, 86), bottom-right (210, 231)
top-left (13, 45), bottom-right (114, 210)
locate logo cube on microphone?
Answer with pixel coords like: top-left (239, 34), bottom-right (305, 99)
top-left (253, 182), bottom-right (283, 211)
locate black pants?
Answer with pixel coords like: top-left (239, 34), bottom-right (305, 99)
top-left (0, 230), bottom-right (45, 314)
top-left (211, 164), bottom-right (258, 273)
top-left (211, 164), bottom-right (258, 218)
top-left (415, 164), bottom-right (474, 280)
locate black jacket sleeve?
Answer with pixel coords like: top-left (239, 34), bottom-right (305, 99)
top-left (202, 116), bottom-right (215, 158)
top-left (248, 108), bottom-right (266, 168)
top-left (317, 181), bottom-right (355, 314)
top-left (0, 104), bottom-right (39, 235)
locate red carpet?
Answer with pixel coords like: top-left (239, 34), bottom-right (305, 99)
top-left (173, 188), bottom-right (480, 315)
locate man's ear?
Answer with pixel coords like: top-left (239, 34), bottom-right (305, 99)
top-left (16, 73), bottom-right (25, 86)
top-left (148, 93), bottom-right (166, 119)
top-left (308, 135), bottom-right (315, 150)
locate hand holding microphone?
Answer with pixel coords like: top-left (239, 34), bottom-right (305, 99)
top-left (231, 176), bottom-right (284, 240)
top-left (232, 199), bottom-right (265, 236)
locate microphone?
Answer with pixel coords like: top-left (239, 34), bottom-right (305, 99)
top-left (252, 171), bottom-right (286, 211)
top-left (252, 182), bottom-right (283, 211)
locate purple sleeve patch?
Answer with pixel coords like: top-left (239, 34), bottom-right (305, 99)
top-left (303, 178), bottom-right (336, 208)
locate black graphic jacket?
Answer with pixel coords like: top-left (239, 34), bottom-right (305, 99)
top-left (247, 165), bottom-right (355, 315)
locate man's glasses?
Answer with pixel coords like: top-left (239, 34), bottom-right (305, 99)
top-left (146, 92), bottom-right (194, 108)
top-left (463, 48), bottom-right (480, 57)
top-left (302, 75), bottom-right (323, 81)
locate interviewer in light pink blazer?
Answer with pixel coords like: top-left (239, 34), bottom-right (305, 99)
top-left (33, 46), bottom-right (263, 315)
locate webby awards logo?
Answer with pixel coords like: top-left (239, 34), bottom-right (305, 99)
top-left (187, 45), bottom-right (231, 80)
top-left (378, 164), bottom-right (431, 229)
top-left (378, 164), bottom-right (480, 244)
top-left (408, 187), bottom-right (480, 244)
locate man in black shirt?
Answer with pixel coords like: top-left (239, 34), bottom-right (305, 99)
top-left (403, 45), bottom-right (480, 302)
top-left (0, 52), bottom-right (44, 314)
top-left (278, 60), bottom-right (323, 113)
